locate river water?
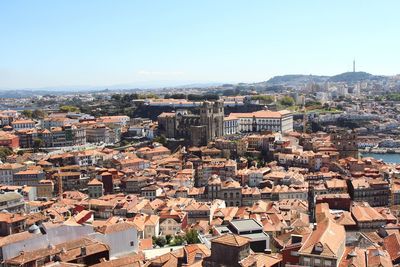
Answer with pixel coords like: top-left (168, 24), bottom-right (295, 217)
top-left (360, 153), bottom-right (400, 164)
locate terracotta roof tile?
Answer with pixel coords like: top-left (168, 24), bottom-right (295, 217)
top-left (211, 234), bottom-right (250, 247)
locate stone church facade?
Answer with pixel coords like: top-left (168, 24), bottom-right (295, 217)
top-left (158, 101), bottom-right (224, 146)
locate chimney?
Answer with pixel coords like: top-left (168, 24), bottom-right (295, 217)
top-left (80, 247), bottom-right (86, 256)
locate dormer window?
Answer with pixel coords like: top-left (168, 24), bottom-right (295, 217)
top-left (314, 242), bottom-right (323, 252)
top-left (195, 253), bottom-right (203, 261)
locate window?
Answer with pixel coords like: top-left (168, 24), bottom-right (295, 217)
top-left (314, 243), bottom-right (323, 252)
top-left (195, 253), bottom-right (203, 261)
top-left (290, 251), bottom-right (299, 256)
top-left (314, 258), bottom-right (321, 266)
top-left (130, 241), bottom-right (134, 246)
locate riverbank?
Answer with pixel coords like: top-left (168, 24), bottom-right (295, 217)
top-left (360, 152), bottom-right (400, 164)
top-left (361, 148), bottom-right (400, 154)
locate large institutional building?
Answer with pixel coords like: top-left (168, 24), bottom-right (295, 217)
top-left (158, 101), bottom-right (293, 145)
top-left (226, 110), bottom-right (293, 134)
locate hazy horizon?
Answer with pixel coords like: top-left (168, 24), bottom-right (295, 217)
top-left (1, 1), bottom-right (400, 89)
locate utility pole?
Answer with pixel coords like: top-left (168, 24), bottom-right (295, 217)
top-left (58, 175), bottom-right (63, 200)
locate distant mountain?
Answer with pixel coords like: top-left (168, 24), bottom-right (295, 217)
top-left (266, 72), bottom-right (389, 85)
top-left (169, 82), bottom-right (223, 88)
top-left (266, 74), bottom-right (329, 85)
top-left (328, 71), bottom-right (378, 82)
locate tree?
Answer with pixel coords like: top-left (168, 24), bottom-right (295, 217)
top-left (21, 110), bottom-right (33, 118)
top-left (203, 94), bottom-right (219, 101)
top-left (139, 93), bottom-right (159, 99)
top-left (111, 94), bottom-right (122, 102)
top-left (279, 96), bottom-right (295, 107)
top-left (252, 95), bottom-right (274, 104)
top-left (154, 236), bottom-right (167, 247)
top-left (185, 229), bottom-right (200, 244)
top-left (222, 89), bottom-right (235, 96)
top-left (187, 94), bottom-right (203, 101)
top-left (172, 235), bottom-right (185, 246)
top-left (125, 93), bottom-right (139, 101)
top-left (165, 93), bottom-right (186, 99)
top-left (0, 147), bottom-right (12, 162)
top-left (165, 235), bottom-right (172, 244)
top-left (120, 140), bottom-right (130, 147)
top-left (60, 105), bottom-right (80, 113)
top-left (305, 100), bottom-right (322, 107)
top-left (33, 138), bottom-right (44, 152)
top-left (32, 109), bottom-right (46, 119)
top-left (153, 135), bottom-right (167, 146)
top-left (386, 93), bottom-right (400, 101)
top-left (187, 94), bottom-right (219, 101)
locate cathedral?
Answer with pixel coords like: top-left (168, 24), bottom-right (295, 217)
top-left (157, 101), bottom-right (224, 146)
top-left (330, 128), bottom-right (358, 158)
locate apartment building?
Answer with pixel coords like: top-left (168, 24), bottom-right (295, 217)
top-left (348, 178), bottom-right (390, 207)
top-left (13, 169), bottom-right (45, 186)
top-left (0, 163), bottom-right (25, 185)
top-left (0, 192), bottom-right (25, 213)
top-left (11, 119), bottom-right (35, 130)
top-left (0, 132), bottom-right (19, 150)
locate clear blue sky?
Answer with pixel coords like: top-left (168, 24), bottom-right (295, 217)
top-left (0, 1), bottom-right (399, 89)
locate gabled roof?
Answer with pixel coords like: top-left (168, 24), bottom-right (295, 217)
top-left (5, 237), bottom-right (109, 265)
top-left (351, 202), bottom-right (385, 222)
top-left (91, 254), bottom-right (143, 267)
top-left (299, 218), bottom-right (345, 258)
top-left (97, 222), bottom-right (136, 234)
top-left (88, 178), bottom-right (103, 186)
top-left (240, 253), bottom-right (282, 267)
top-left (383, 233), bottom-right (400, 262)
top-left (211, 234), bottom-right (250, 247)
top-left (335, 211), bottom-right (357, 226)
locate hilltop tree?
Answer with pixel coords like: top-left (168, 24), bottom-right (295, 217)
top-left (279, 96), bottom-right (295, 107)
top-left (252, 95), bottom-right (274, 104)
top-left (60, 105), bottom-right (80, 113)
top-left (164, 93), bottom-right (186, 99)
